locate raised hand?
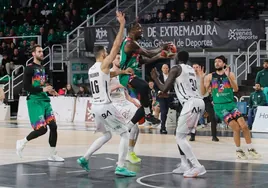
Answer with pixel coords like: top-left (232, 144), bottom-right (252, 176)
top-left (224, 65), bottom-right (230, 77)
top-left (116, 11), bottom-right (125, 25)
top-left (150, 68), bottom-right (160, 81)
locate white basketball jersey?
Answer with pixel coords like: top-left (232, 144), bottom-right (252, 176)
top-left (110, 69), bottom-right (126, 101)
top-left (174, 64), bottom-right (201, 104)
top-left (88, 62), bottom-right (112, 104)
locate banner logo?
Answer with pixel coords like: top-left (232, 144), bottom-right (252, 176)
top-left (228, 28), bottom-right (258, 40)
top-left (95, 28), bottom-right (108, 40)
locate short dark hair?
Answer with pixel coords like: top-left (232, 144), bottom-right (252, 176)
top-left (128, 22), bottom-right (141, 33)
top-left (264, 60), bottom-right (268, 64)
top-left (177, 51), bottom-right (189, 64)
top-left (32, 44), bottom-right (42, 53)
top-left (215, 55), bottom-right (227, 64)
top-left (192, 63), bottom-right (200, 66)
top-left (93, 46), bottom-right (105, 58)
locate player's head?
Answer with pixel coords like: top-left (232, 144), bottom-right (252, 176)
top-left (214, 55), bottom-right (227, 71)
top-left (263, 60), bottom-right (268, 69)
top-left (176, 51), bottom-right (189, 64)
top-left (192, 63), bottom-right (200, 74)
top-left (32, 45), bottom-right (44, 62)
top-left (129, 22), bottom-right (142, 40)
top-left (254, 83), bottom-right (261, 91)
top-left (161, 64), bottom-right (169, 74)
top-left (93, 46), bottom-right (108, 60)
top-left (148, 80), bottom-right (154, 89)
top-left (112, 54), bottom-right (120, 68)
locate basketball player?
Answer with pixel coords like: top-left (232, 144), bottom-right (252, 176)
top-left (151, 51), bottom-right (206, 178)
top-left (110, 54), bottom-right (144, 164)
top-left (119, 23), bottom-right (174, 125)
top-left (77, 12), bottom-right (136, 177)
top-left (16, 45), bottom-right (64, 162)
top-left (193, 63), bottom-right (219, 142)
top-left (200, 55), bottom-right (261, 159)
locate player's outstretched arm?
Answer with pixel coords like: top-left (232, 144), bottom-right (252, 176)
top-left (200, 74), bottom-right (211, 96)
top-left (101, 11), bottom-right (125, 73)
top-left (151, 66), bottom-right (181, 93)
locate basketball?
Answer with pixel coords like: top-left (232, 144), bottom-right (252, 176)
top-left (168, 43), bottom-right (177, 53)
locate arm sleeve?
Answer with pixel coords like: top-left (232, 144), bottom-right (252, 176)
top-left (260, 92), bottom-right (267, 106)
top-left (23, 66), bottom-right (43, 94)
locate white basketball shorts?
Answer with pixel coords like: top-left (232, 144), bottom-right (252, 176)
top-left (176, 98), bottom-right (205, 134)
top-left (91, 102), bottom-right (129, 134)
top-left (113, 99), bottom-right (138, 124)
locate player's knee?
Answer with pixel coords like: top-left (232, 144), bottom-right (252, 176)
top-left (48, 121), bottom-right (57, 132)
top-left (103, 131), bottom-right (112, 141)
top-left (37, 126), bottom-right (48, 136)
top-left (120, 131), bottom-right (129, 139)
top-left (176, 132), bottom-right (187, 142)
top-left (240, 123), bottom-right (249, 131)
top-left (229, 121), bottom-right (240, 132)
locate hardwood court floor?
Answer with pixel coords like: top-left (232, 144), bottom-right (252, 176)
top-left (0, 121), bottom-right (268, 187)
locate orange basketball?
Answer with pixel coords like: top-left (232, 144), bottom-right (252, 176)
top-left (169, 43), bottom-right (177, 53)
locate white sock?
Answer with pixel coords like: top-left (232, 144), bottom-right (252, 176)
top-left (84, 132), bottom-right (112, 160)
top-left (50, 147), bottom-right (56, 155)
top-left (126, 121), bottom-right (135, 130)
top-left (180, 155), bottom-right (188, 167)
top-left (23, 137), bottom-right (28, 144)
top-left (128, 146), bottom-right (134, 153)
top-left (176, 133), bottom-right (202, 168)
top-left (236, 146), bottom-right (241, 151)
top-left (247, 143), bottom-right (253, 150)
top-left (118, 131), bottom-right (129, 168)
top-left (144, 107), bottom-right (151, 115)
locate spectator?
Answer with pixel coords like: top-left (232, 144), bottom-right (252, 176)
top-left (148, 81), bottom-right (160, 120)
top-left (165, 12), bottom-right (174, 22)
top-left (39, 27), bottom-right (47, 47)
top-left (0, 55), bottom-right (5, 76)
top-left (7, 42), bottom-right (16, 57)
top-left (40, 4), bottom-right (52, 20)
top-left (247, 84), bottom-right (267, 130)
top-left (2, 53), bottom-right (10, 75)
top-left (142, 14), bottom-right (154, 24)
top-left (182, 1), bottom-right (191, 21)
top-left (157, 64), bottom-right (173, 134)
top-left (71, 9), bottom-right (81, 29)
top-left (204, 1), bottom-right (214, 21)
top-left (155, 12), bottom-right (164, 23)
top-left (192, 1), bottom-right (204, 21)
top-left (179, 12), bottom-right (188, 22)
top-left (47, 29), bottom-right (58, 46)
top-left (63, 84), bottom-right (75, 96)
top-left (214, 0), bottom-right (228, 21)
top-left (0, 42), bottom-right (8, 55)
top-left (6, 48), bottom-right (20, 75)
top-left (77, 85), bottom-right (90, 97)
top-left (255, 60), bottom-right (268, 88)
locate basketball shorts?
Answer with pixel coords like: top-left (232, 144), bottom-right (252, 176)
top-left (176, 98), bottom-right (205, 134)
top-left (27, 99), bottom-right (56, 130)
top-left (91, 102), bottom-right (129, 134)
top-left (113, 99), bottom-right (138, 124)
top-left (214, 102), bottom-right (243, 124)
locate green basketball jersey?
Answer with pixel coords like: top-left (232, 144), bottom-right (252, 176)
top-left (119, 37), bottom-right (142, 87)
top-left (211, 72), bottom-right (234, 104)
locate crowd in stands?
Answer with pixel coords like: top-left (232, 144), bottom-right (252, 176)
top-left (140, 0), bottom-right (260, 24)
top-left (0, 0), bottom-right (109, 78)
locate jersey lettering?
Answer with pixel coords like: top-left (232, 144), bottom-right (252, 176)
top-left (101, 110), bottom-right (112, 119)
top-left (90, 80), bottom-right (99, 94)
top-left (189, 78), bottom-right (197, 91)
